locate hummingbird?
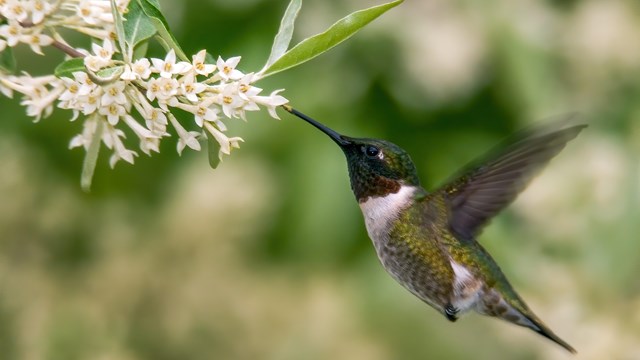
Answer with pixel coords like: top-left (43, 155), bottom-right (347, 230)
top-left (283, 105), bottom-right (584, 353)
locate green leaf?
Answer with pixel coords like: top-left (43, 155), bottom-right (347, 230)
top-left (138, 0), bottom-right (189, 61)
top-left (0, 47), bottom-right (17, 74)
top-left (81, 115), bottom-right (104, 192)
top-left (132, 39), bottom-right (149, 60)
top-left (123, 0), bottom-right (157, 61)
top-left (89, 65), bottom-right (125, 85)
top-left (110, 0), bottom-right (127, 58)
top-left (262, 0), bottom-right (403, 77)
top-left (54, 58), bottom-right (85, 78)
top-left (206, 131), bottom-right (221, 169)
top-left (262, 0), bottom-right (302, 72)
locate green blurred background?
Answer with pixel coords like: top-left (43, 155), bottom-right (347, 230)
top-left (1, 0), bottom-right (640, 359)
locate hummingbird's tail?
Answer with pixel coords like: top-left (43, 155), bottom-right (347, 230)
top-left (479, 288), bottom-right (576, 353)
top-left (526, 316), bottom-right (576, 354)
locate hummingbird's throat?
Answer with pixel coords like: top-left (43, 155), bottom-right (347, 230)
top-left (353, 175), bottom-right (402, 203)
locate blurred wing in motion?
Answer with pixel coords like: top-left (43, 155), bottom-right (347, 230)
top-left (437, 115), bottom-right (587, 239)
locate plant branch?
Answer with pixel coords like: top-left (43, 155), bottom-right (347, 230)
top-left (51, 40), bottom-right (85, 58)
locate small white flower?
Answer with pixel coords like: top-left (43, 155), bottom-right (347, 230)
top-left (171, 99), bottom-right (221, 128)
top-left (216, 56), bottom-right (244, 81)
top-left (94, 39), bottom-right (114, 60)
top-left (0, 21), bottom-right (23, 47)
top-left (81, 94), bottom-right (100, 115)
top-left (73, 72), bottom-right (97, 96)
top-left (20, 32), bottom-right (54, 55)
top-left (101, 82), bottom-right (127, 106)
top-left (121, 58), bottom-right (152, 80)
top-left (0, 39), bottom-right (7, 52)
top-left (75, 2), bottom-right (101, 25)
top-left (191, 50), bottom-right (215, 76)
top-left (251, 89), bottom-right (288, 119)
top-left (151, 49), bottom-right (191, 78)
top-left (237, 73), bottom-right (261, 101)
top-left (146, 77), bottom-right (179, 103)
top-left (218, 82), bottom-right (244, 118)
top-left (4, 0), bottom-right (29, 22)
top-left (29, 0), bottom-right (53, 24)
top-left (147, 107), bottom-right (168, 127)
top-left (59, 77), bottom-right (81, 103)
top-left (85, 39), bottom-right (114, 71)
top-left (21, 85), bottom-right (62, 121)
top-left (99, 103), bottom-right (126, 125)
top-left (179, 72), bottom-right (206, 102)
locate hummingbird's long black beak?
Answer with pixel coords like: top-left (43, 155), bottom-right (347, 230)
top-left (282, 105), bottom-right (351, 146)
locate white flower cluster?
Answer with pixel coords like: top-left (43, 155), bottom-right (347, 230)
top-left (0, 0), bottom-right (288, 168)
top-left (0, 0), bottom-right (129, 53)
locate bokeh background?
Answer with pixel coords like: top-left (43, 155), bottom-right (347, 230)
top-left (1, 0), bottom-right (640, 359)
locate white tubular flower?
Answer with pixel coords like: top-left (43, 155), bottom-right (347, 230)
top-left (147, 117), bottom-right (169, 143)
top-left (0, 78), bottom-right (13, 98)
top-left (191, 50), bottom-right (215, 76)
top-left (168, 113), bottom-right (201, 155)
top-left (69, 114), bottom-right (99, 150)
top-left (251, 89), bottom-right (288, 119)
top-left (147, 107), bottom-right (168, 127)
top-left (21, 81), bottom-right (64, 121)
top-left (171, 98), bottom-right (222, 128)
top-left (123, 114), bottom-right (159, 155)
top-left (151, 49), bottom-right (191, 79)
top-left (216, 56), bottom-right (244, 81)
top-left (2, 74), bottom-right (61, 121)
top-left (204, 122), bottom-right (243, 160)
top-left (104, 125), bottom-right (137, 168)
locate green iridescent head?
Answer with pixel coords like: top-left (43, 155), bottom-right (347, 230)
top-left (286, 107), bottom-right (420, 201)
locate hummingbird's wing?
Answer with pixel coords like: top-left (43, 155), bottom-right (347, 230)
top-left (436, 115), bottom-right (586, 239)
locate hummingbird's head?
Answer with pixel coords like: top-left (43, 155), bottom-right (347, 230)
top-left (286, 107), bottom-right (420, 202)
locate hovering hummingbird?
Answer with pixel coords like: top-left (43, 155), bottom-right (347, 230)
top-left (283, 105), bottom-right (584, 353)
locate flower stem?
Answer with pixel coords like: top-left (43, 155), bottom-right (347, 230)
top-left (51, 40), bottom-right (85, 58)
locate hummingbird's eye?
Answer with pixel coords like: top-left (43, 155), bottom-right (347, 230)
top-left (363, 145), bottom-right (381, 159)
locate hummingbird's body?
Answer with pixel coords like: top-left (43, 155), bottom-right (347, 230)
top-left (285, 106), bottom-right (583, 353)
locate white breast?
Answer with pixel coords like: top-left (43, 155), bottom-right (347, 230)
top-left (358, 185), bottom-right (416, 240)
